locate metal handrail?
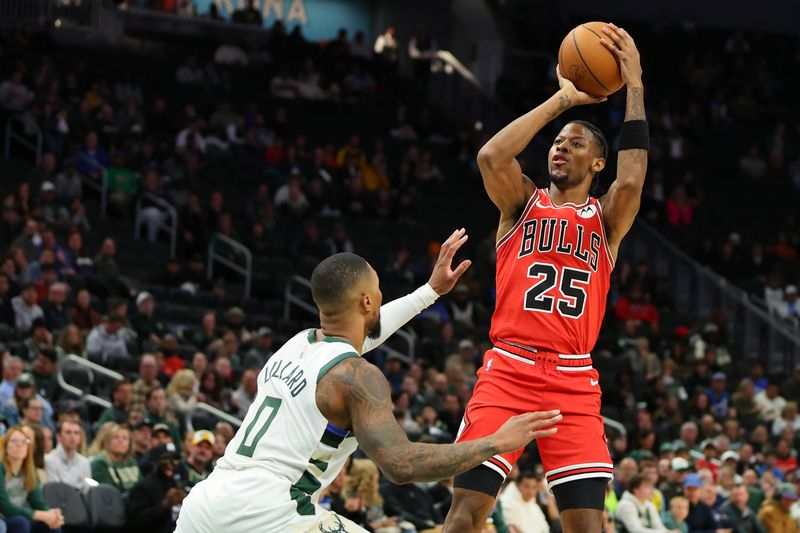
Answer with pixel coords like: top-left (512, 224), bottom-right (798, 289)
top-left (283, 275), bottom-right (317, 320)
top-left (603, 417), bottom-right (627, 438)
top-left (134, 191), bottom-right (178, 257)
top-left (4, 115), bottom-right (42, 166)
top-left (207, 233), bottom-right (252, 299)
top-left (57, 354), bottom-right (125, 410)
top-left (74, 152), bottom-right (109, 218)
top-left (185, 402), bottom-right (242, 433)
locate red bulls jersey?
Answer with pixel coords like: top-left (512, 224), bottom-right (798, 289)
top-left (490, 188), bottom-right (614, 356)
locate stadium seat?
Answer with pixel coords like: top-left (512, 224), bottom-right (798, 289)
top-left (83, 484), bottom-right (127, 528)
top-left (43, 482), bottom-right (89, 527)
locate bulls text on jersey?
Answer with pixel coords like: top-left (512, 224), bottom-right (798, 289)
top-left (517, 218), bottom-right (602, 272)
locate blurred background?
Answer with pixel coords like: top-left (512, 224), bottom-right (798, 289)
top-left (0, 0), bottom-right (798, 531)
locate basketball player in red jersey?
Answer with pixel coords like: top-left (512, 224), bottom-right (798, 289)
top-left (442, 25), bottom-right (646, 533)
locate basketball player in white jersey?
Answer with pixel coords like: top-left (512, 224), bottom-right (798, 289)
top-left (176, 229), bottom-right (562, 533)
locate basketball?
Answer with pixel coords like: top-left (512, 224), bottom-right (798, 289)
top-left (558, 21), bottom-right (624, 97)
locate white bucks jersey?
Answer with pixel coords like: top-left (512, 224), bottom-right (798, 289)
top-left (216, 329), bottom-right (360, 515)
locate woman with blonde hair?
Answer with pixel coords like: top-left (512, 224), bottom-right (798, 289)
top-left (0, 427), bottom-right (64, 532)
top-left (19, 424), bottom-right (48, 485)
top-left (342, 459), bottom-right (399, 533)
top-left (166, 369), bottom-right (198, 421)
top-left (89, 422), bottom-right (140, 493)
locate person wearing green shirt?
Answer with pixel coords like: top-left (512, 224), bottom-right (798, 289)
top-left (94, 379), bottom-right (133, 432)
top-left (90, 423), bottom-right (141, 493)
top-left (107, 152), bottom-right (138, 216)
top-left (145, 387), bottom-right (182, 446)
top-left (0, 427), bottom-right (64, 531)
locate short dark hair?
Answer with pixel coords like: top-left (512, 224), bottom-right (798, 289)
top-left (112, 379), bottom-right (131, 395)
top-left (629, 474), bottom-right (650, 491)
top-left (518, 470), bottom-right (539, 482)
top-left (567, 120), bottom-right (608, 159)
top-left (310, 253), bottom-right (372, 313)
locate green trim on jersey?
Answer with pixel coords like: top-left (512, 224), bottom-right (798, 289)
top-left (290, 470), bottom-right (321, 516)
top-left (310, 458), bottom-right (328, 471)
top-left (306, 329), bottom-right (358, 350)
top-left (320, 426), bottom-right (348, 448)
top-left (317, 352), bottom-right (359, 383)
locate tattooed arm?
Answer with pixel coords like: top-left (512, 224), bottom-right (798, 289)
top-left (599, 24), bottom-right (648, 260)
top-left (325, 358), bottom-right (560, 484)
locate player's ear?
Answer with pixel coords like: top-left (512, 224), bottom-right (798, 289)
top-left (593, 157), bottom-right (606, 173)
top-left (361, 292), bottom-right (372, 313)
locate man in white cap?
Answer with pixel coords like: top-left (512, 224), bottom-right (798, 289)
top-left (132, 291), bottom-right (166, 350)
top-left (776, 285), bottom-right (799, 326)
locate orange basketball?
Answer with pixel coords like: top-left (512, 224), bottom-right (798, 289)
top-left (558, 22), bottom-right (624, 97)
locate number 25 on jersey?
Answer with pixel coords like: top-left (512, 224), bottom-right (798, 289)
top-left (524, 262), bottom-right (591, 319)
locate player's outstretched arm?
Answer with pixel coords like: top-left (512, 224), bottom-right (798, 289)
top-left (477, 70), bottom-right (607, 232)
top-left (598, 24), bottom-right (648, 258)
top-left (361, 228), bottom-right (472, 354)
top-left (338, 357), bottom-right (561, 484)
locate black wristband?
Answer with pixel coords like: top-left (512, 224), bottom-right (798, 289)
top-left (619, 119), bottom-right (649, 151)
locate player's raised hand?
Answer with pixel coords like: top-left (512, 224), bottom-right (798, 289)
top-left (491, 410), bottom-right (561, 453)
top-left (427, 228), bottom-right (472, 295)
top-left (599, 23), bottom-right (642, 86)
top-left (555, 65), bottom-right (607, 106)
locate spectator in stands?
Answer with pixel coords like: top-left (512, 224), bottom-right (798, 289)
top-left (74, 131), bottom-right (110, 181)
top-left (12, 283), bottom-right (43, 334)
top-left (758, 483), bottom-right (798, 533)
top-left (0, 356), bottom-right (22, 405)
top-left (374, 26), bottom-right (398, 65)
top-left (96, 379), bottom-right (134, 429)
top-left (408, 24), bottom-right (437, 85)
top-left (144, 387), bottom-right (180, 445)
top-left (0, 68), bottom-right (34, 112)
top-left (243, 327), bottom-right (274, 368)
top-left (90, 422), bottom-right (141, 493)
top-left (756, 380), bottom-right (786, 423)
top-left (772, 402), bottom-right (800, 437)
top-left (191, 312), bottom-right (218, 350)
top-left (69, 289), bottom-right (100, 334)
top-left (31, 346), bottom-right (59, 404)
top-left (40, 282), bottom-right (70, 332)
top-left (45, 419), bottom-right (90, 489)
top-left (185, 430), bottom-right (214, 487)
top-left (19, 397), bottom-right (53, 433)
top-left (662, 495), bottom-right (690, 532)
top-left (93, 238), bottom-right (120, 280)
top-left (165, 369), bottom-right (197, 422)
top-left (86, 313), bottom-right (129, 363)
top-left (197, 370), bottom-right (232, 413)
top-left (720, 483), bottom-right (764, 533)
top-left (0, 427), bottom-right (64, 532)
top-left (498, 470), bottom-right (555, 533)
top-left (1, 373), bottom-right (53, 430)
top-left (775, 286), bottom-right (800, 327)
top-left (232, 369), bottom-right (257, 419)
top-left (616, 473), bottom-right (671, 533)
top-left (136, 169), bottom-right (174, 242)
top-left (684, 474), bottom-right (719, 532)
top-left (131, 418), bottom-right (153, 462)
top-left (615, 284), bottom-right (660, 333)
top-left (131, 354), bottom-right (159, 418)
top-left (53, 159), bottom-right (82, 206)
top-left (131, 291), bottom-right (167, 351)
top-left (127, 443), bottom-right (187, 533)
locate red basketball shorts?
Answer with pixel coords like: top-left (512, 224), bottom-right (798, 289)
top-left (455, 347), bottom-right (613, 491)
